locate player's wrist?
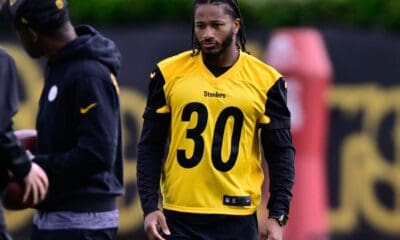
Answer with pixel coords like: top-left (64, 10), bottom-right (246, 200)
top-left (268, 213), bottom-right (288, 227)
top-left (143, 207), bottom-right (160, 218)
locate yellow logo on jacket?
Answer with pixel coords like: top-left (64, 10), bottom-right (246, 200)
top-left (80, 103), bottom-right (97, 115)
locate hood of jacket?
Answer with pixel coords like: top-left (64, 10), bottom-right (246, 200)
top-left (48, 25), bottom-right (121, 76)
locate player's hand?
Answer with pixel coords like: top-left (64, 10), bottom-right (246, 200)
top-left (260, 217), bottom-right (283, 240)
top-left (23, 162), bottom-right (49, 205)
top-left (144, 210), bottom-right (171, 240)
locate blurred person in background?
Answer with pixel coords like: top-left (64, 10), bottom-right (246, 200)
top-left (5, 0), bottom-right (124, 239)
top-left (0, 40), bottom-right (49, 240)
top-left (0, 1), bottom-right (49, 239)
top-left (137, 0), bottom-right (295, 240)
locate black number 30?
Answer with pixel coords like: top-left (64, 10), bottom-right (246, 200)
top-left (177, 102), bottom-right (244, 172)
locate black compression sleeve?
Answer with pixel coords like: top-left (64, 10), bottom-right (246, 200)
top-left (137, 114), bottom-right (170, 216)
top-left (261, 127), bottom-right (295, 217)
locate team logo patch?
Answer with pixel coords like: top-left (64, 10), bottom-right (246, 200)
top-left (48, 85), bottom-right (58, 102)
top-left (223, 195), bottom-right (251, 206)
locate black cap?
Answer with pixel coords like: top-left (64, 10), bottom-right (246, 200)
top-left (6, 0), bottom-right (68, 31)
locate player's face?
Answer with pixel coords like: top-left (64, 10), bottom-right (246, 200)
top-left (194, 4), bottom-right (240, 60)
top-left (16, 28), bottom-right (43, 58)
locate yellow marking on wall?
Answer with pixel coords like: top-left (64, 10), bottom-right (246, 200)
top-left (328, 85), bottom-right (400, 234)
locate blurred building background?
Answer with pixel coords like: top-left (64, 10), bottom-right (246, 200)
top-left (1, 0), bottom-right (400, 239)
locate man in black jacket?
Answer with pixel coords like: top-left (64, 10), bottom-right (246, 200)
top-left (6, 0), bottom-right (124, 239)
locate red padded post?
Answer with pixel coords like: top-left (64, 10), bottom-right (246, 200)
top-left (264, 28), bottom-right (332, 240)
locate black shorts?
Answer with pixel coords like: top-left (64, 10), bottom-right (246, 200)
top-left (163, 210), bottom-right (258, 240)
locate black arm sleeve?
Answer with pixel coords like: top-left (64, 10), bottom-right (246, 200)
top-left (261, 77), bottom-right (295, 217)
top-left (0, 50), bottom-right (18, 133)
top-left (261, 128), bottom-right (295, 217)
top-left (0, 130), bottom-right (31, 180)
top-left (33, 75), bottom-right (120, 179)
top-left (0, 50), bottom-right (31, 181)
top-left (137, 68), bottom-right (170, 216)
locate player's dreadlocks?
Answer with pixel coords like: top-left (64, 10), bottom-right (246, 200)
top-left (191, 0), bottom-right (248, 56)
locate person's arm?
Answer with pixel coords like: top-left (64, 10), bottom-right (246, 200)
top-left (259, 77), bottom-right (295, 239)
top-left (137, 68), bottom-right (171, 240)
top-left (33, 74), bottom-right (121, 179)
top-left (261, 128), bottom-right (295, 217)
top-left (0, 51), bottom-right (18, 133)
top-left (0, 51), bottom-right (31, 180)
top-left (0, 51), bottom-right (48, 205)
top-left (0, 129), bottom-right (31, 180)
top-left (137, 67), bottom-right (170, 216)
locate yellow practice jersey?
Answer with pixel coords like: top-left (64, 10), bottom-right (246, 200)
top-left (155, 50), bottom-right (282, 215)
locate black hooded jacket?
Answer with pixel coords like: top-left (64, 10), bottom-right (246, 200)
top-left (33, 26), bottom-right (124, 212)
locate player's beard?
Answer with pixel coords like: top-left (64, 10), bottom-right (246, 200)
top-left (199, 30), bottom-right (235, 63)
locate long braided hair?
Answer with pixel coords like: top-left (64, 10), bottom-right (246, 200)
top-left (191, 0), bottom-right (248, 56)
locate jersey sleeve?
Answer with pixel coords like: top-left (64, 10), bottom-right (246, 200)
top-left (142, 68), bottom-right (170, 119)
top-left (137, 67), bottom-right (171, 216)
top-left (262, 77), bottom-right (291, 130)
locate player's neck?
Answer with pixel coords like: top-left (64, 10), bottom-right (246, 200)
top-left (43, 22), bottom-right (78, 58)
top-left (202, 45), bottom-right (239, 68)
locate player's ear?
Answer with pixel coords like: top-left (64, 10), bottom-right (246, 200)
top-left (233, 18), bottom-right (240, 35)
top-left (26, 27), bottom-right (39, 43)
top-left (16, 27), bottom-right (38, 44)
